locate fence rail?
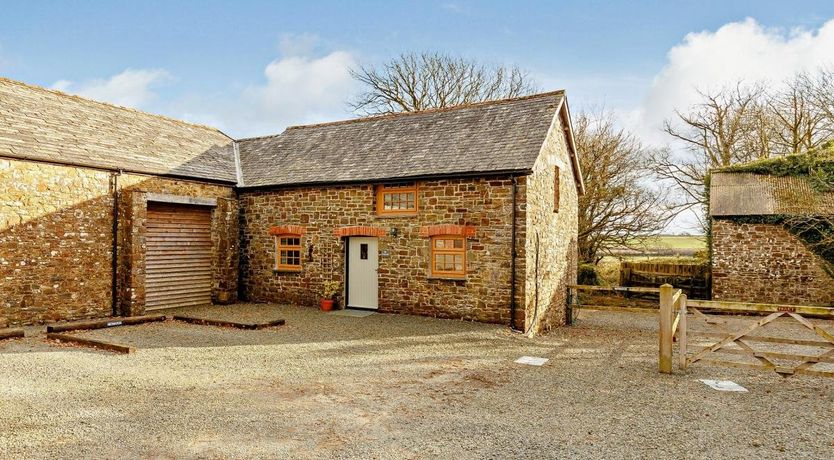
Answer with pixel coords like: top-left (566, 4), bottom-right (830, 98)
top-left (620, 261), bottom-right (710, 299)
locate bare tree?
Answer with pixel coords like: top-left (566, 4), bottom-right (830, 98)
top-left (576, 111), bottom-right (671, 263)
top-left (349, 52), bottom-right (537, 115)
top-left (767, 73), bottom-right (831, 155)
top-left (808, 67), bottom-right (834, 139)
top-left (650, 84), bottom-right (766, 223)
top-left (654, 69), bottom-right (834, 226)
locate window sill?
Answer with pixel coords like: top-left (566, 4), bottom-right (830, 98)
top-left (427, 275), bottom-right (467, 282)
top-left (375, 213), bottom-right (418, 218)
top-left (273, 268), bottom-right (302, 274)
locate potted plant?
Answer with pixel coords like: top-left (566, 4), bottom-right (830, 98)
top-left (320, 280), bottom-right (341, 311)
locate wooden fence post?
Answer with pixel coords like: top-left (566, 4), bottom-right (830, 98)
top-left (679, 293), bottom-right (687, 370)
top-left (659, 284), bottom-right (674, 374)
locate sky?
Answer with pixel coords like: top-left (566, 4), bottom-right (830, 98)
top-left (2, 0), bottom-right (834, 231)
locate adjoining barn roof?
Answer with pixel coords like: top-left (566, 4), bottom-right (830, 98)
top-left (0, 77), bottom-right (236, 183)
top-left (710, 171), bottom-right (834, 216)
top-left (237, 91), bottom-right (579, 189)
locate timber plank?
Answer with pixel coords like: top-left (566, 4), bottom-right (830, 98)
top-left (47, 333), bottom-right (134, 354)
top-left (46, 315), bottom-right (166, 333)
top-left (173, 316), bottom-right (286, 330)
top-left (0, 328), bottom-right (25, 341)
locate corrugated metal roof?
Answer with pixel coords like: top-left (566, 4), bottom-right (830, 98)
top-left (710, 172), bottom-right (834, 216)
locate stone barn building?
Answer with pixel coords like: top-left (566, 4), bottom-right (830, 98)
top-left (710, 170), bottom-right (834, 306)
top-left (0, 77), bottom-right (583, 334)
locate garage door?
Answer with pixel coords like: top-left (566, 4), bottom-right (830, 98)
top-left (145, 203), bottom-right (213, 310)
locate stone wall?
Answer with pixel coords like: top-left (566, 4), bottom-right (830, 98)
top-left (711, 219), bottom-right (834, 306)
top-left (1, 159), bottom-right (113, 324)
top-left (239, 176), bottom-right (527, 326)
top-left (0, 157), bottom-right (237, 325)
top-left (523, 112), bottom-right (579, 334)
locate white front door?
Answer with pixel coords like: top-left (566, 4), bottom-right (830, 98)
top-left (347, 237), bottom-right (379, 309)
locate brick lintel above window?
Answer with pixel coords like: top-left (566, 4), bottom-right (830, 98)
top-left (418, 224), bottom-right (476, 239)
top-left (269, 225), bottom-right (307, 236)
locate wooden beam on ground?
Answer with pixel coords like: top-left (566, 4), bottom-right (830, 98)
top-left (172, 316), bottom-right (286, 330)
top-left (46, 314), bottom-right (166, 333)
top-left (47, 333), bottom-right (134, 354)
top-left (0, 328), bottom-right (25, 341)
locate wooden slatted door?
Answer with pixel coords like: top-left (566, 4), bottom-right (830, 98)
top-left (145, 203), bottom-right (213, 310)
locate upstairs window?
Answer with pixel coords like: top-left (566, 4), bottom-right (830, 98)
top-left (376, 183), bottom-right (418, 216)
top-left (431, 235), bottom-right (466, 278)
top-left (554, 165), bottom-right (561, 213)
top-left (275, 235), bottom-right (302, 271)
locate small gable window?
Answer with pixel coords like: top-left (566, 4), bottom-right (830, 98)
top-left (431, 235), bottom-right (466, 278)
top-left (554, 165), bottom-right (561, 213)
top-left (275, 235), bottom-right (302, 271)
top-left (376, 183), bottom-right (418, 216)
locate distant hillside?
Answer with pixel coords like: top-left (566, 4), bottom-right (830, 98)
top-left (610, 234), bottom-right (706, 257)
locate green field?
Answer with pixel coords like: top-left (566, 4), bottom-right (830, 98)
top-left (598, 235), bottom-right (707, 285)
top-left (632, 234), bottom-right (706, 251)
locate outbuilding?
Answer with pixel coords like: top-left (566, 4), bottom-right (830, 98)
top-left (709, 167), bottom-right (834, 306)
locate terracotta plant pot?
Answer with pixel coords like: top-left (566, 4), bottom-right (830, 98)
top-left (320, 299), bottom-right (334, 312)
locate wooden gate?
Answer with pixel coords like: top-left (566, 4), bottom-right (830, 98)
top-left (658, 286), bottom-right (834, 378)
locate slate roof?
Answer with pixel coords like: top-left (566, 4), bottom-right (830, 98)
top-left (0, 77), bottom-right (236, 183)
top-left (237, 91), bottom-right (569, 188)
top-left (710, 172), bottom-right (834, 216)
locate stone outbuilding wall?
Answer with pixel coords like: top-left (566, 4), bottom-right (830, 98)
top-left (711, 219), bottom-right (834, 306)
top-left (239, 176), bottom-right (529, 327)
top-left (0, 157), bottom-right (238, 325)
top-left (115, 177), bottom-right (239, 317)
top-left (523, 110), bottom-right (579, 334)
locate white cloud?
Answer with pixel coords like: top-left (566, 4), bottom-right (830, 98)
top-left (244, 51), bottom-right (357, 124)
top-left (635, 18), bottom-right (834, 144)
top-left (51, 68), bottom-right (171, 109)
top-left (622, 18), bottom-right (834, 233)
top-left (177, 46), bottom-right (358, 137)
top-left (278, 32), bottom-right (321, 57)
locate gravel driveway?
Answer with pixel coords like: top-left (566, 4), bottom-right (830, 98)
top-left (1, 304), bottom-right (833, 459)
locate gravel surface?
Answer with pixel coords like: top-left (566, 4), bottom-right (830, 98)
top-left (1, 304), bottom-right (833, 459)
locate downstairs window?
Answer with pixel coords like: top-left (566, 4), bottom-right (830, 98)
top-left (275, 234), bottom-right (302, 271)
top-left (431, 235), bottom-right (466, 278)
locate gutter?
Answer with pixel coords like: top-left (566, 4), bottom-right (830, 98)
top-left (110, 170), bottom-right (123, 316)
top-left (0, 154), bottom-right (238, 187)
top-left (510, 175), bottom-right (518, 330)
top-left (236, 169), bottom-right (533, 192)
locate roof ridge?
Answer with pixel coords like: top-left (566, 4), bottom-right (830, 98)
top-left (0, 76), bottom-right (232, 140)
top-left (283, 90), bottom-right (566, 131)
top-left (236, 131), bottom-right (286, 142)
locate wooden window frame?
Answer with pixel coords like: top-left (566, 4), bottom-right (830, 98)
top-left (430, 235), bottom-right (466, 278)
top-left (554, 165), bottom-right (561, 213)
top-left (376, 183), bottom-right (418, 216)
top-left (274, 234), bottom-right (303, 272)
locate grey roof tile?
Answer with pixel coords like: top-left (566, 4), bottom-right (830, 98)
top-left (0, 77), bottom-right (236, 182)
top-left (237, 91), bottom-right (565, 188)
